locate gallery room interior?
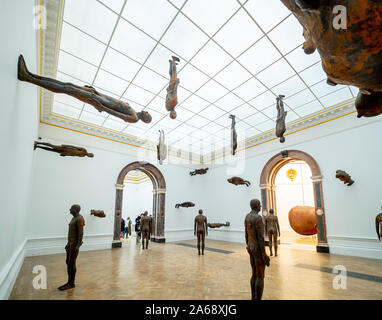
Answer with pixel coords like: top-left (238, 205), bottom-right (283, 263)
top-left (1, 0), bottom-right (382, 301)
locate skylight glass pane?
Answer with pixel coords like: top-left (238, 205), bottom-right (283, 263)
top-left (52, 101), bottom-right (81, 119)
top-left (175, 123), bottom-right (197, 134)
top-left (110, 19), bottom-right (156, 63)
top-left (187, 115), bottom-right (210, 128)
top-left (157, 117), bottom-right (182, 130)
top-left (294, 100), bottom-right (323, 117)
top-left (214, 93), bottom-right (243, 111)
top-left (198, 105), bottom-right (226, 121)
top-left (101, 48), bottom-right (141, 83)
top-left (299, 62), bottom-right (327, 86)
top-left (142, 107), bottom-right (165, 124)
top-left (245, 112), bottom-right (269, 125)
top-left (122, 0), bottom-right (178, 40)
top-left (64, 0), bottom-right (118, 43)
top-left (256, 58), bottom-right (295, 88)
top-left (310, 80), bottom-right (347, 98)
top-left (57, 51), bottom-right (98, 83)
top-left (182, 0), bottom-right (239, 36)
top-left (319, 87), bottom-right (353, 108)
top-left (267, 15), bottom-right (305, 55)
top-left (103, 118), bottom-right (127, 131)
top-left (249, 91), bottom-right (276, 111)
top-left (202, 122), bottom-right (223, 134)
top-left (255, 119), bottom-right (275, 132)
top-left (170, 106), bottom-right (195, 122)
top-left (168, 0), bottom-right (186, 9)
top-left (195, 80), bottom-right (229, 103)
top-left (180, 94), bottom-right (210, 113)
top-left (235, 120), bottom-right (251, 130)
top-left (133, 67), bottom-right (168, 94)
top-left (122, 84), bottom-right (155, 106)
top-left (261, 105), bottom-right (277, 119)
top-left (93, 69), bottom-right (129, 96)
top-left (190, 40), bottom-right (233, 77)
top-left (285, 110), bottom-right (300, 123)
top-left (60, 22), bottom-right (106, 66)
top-left (285, 46), bottom-right (321, 73)
top-left (245, 127), bottom-right (261, 138)
top-left (233, 77), bottom-right (267, 101)
top-left (237, 37), bottom-right (281, 75)
top-left (213, 115), bottom-right (231, 128)
top-left (144, 44), bottom-right (177, 79)
top-left (146, 96), bottom-right (166, 114)
top-left (284, 89), bottom-right (316, 109)
top-left (79, 110), bottom-right (107, 125)
top-left (160, 13), bottom-right (209, 61)
top-left (230, 103), bottom-right (257, 121)
top-left (244, 0), bottom-right (291, 33)
top-left (99, 0), bottom-right (125, 13)
top-left (178, 64), bottom-right (209, 92)
top-left (271, 75), bottom-right (307, 97)
top-left (213, 8), bottom-right (263, 58)
top-left (53, 96), bottom-right (83, 110)
top-left (214, 61), bottom-right (252, 90)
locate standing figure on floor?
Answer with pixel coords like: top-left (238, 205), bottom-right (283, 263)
top-left (376, 208), bottom-right (382, 241)
top-left (244, 199), bottom-right (270, 300)
top-left (194, 209), bottom-right (208, 255)
top-left (265, 209), bottom-right (281, 257)
top-left (275, 95), bottom-right (287, 143)
top-left (165, 56), bottom-right (180, 119)
top-left (135, 215), bottom-right (142, 244)
top-left (58, 204), bottom-right (85, 291)
top-left (34, 141), bottom-right (94, 158)
top-left (140, 211), bottom-right (152, 250)
top-left (229, 114), bottom-right (237, 156)
top-left (157, 130), bottom-right (167, 165)
top-left (18, 55), bottom-right (152, 123)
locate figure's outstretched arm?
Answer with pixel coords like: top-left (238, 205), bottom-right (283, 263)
top-left (205, 217), bottom-right (208, 236)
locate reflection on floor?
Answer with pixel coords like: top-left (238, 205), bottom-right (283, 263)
top-left (10, 238), bottom-right (382, 300)
top-left (279, 230), bottom-right (317, 251)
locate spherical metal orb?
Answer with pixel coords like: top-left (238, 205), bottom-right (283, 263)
top-left (170, 110), bottom-right (177, 119)
top-left (288, 205), bottom-right (317, 235)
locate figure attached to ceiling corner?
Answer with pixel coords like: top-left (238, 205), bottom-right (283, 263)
top-left (229, 114), bottom-right (237, 155)
top-left (157, 129), bottom-right (167, 165)
top-left (165, 56), bottom-right (180, 119)
top-left (17, 55), bottom-right (152, 124)
top-left (275, 95), bottom-right (287, 143)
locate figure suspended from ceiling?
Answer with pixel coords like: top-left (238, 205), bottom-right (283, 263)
top-left (229, 114), bottom-right (237, 155)
top-left (275, 95), bottom-right (287, 143)
top-left (157, 129), bottom-right (167, 165)
top-left (17, 55), bottom-right (152, 124)
top-left (165, 56), bottom-right (180, 119)
top-left (34, 141), bottom-right (94, 158)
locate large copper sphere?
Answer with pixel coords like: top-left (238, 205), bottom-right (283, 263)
top-left (288, 206), bottom-right (317, 235)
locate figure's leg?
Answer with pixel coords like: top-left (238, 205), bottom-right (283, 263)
top-left (268, 232), bottom-right (273, 256)
top-left (142, 231), bottom-right (145, 250)
top-left (58, 247), bottom-right (78, 291)
top-left (249, 254), bottom-right (257, 300)
top-left (254, 260), bottom-right (265, 300)
top-left (197, 232), bottom-right (201, 255)
top-left (34, 146), bottom-right (61, 154)
top-left (274, 233), bottom-right (278, 257)
top-left (201, 232), bottom-right (205, 255)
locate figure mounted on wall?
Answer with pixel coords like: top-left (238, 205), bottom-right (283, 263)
top-left (227, 176), bottom-right (251, 187)
top-left (335, 170), bottom-right (354, 186)
top-left (207, 222), bottom-right (230, 228)
top-left (376, 208), bottom-right (382, 241)
top-left (157, 129), bottom-right (167, 165)
top-left (165, 56), bottom-right (180, 119)
top-left (175, 202), bottom-right (195, 209)
top-left (140, 211), bottom-right (152, 250)
top-left (34, 141), bottom-right (94, 158)
top-left (194, 209), bottom-right (208, 255)
top-left (280, 1), bottom-right (382, 118)
top-left (58, 204), bottom-right (85, 291)
top-left (265, 209), bottom-right (280, 257)
top-left (90, 210), bottom-right (106, 218)
top-left (244, 199), bottom-right (270, 300)
top-left (18, 55), bottom-right (152, 124)
top-left (275, 95), bottom-right (287, 143)
top-left (229, 114), bottom-right (237, 155)
top-left (190, 168), bottom-right (209, 176)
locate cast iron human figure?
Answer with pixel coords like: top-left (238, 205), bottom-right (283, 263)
top-left (265, 209), bottom-right (281, 257)
top-left (175, 202), bottom-right (195, 209)
top-left (34, 141), bottom-right (94, 158)
top-left (194, 209), bottom-right (208, 255)
top-left (18, 55), bottom-right (152, 124)
top-left (376, 208), bottom-right (382, 241)
top-left (207, 222), bottom-right (230, 228)
top-left (227, 176), bottom-right (251, 187)
top-left (90, 210), bottom-right (106, 218)
top-left (58, 204), bottom-right (85, 291)
top-left (140, 211), bottom-right (152, 250)
top-left (229, 114), bottom-right (237, 155)
top-left (275, 95), bottom-right (287, 143)
top-left (157, 130), bottom-right (167, 165)
top-left (166, 56), bottom-right (180, 119)
top-left (244, 199), bottom-right (270, 300)
top-left (335, 170), bottom-right (354, 186)
top-left (189, 168), bottom-right (209, 176)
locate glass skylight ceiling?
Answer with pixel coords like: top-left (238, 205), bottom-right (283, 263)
top-left (52, 0), bottom-right (356, 154)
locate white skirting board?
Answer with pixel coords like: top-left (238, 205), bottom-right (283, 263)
top-left (0, 234), bottom-right (113, 300)
top-left (207, 229), bottom-right (246, 244)
top-left (165, 229), bottom-right (195, 242)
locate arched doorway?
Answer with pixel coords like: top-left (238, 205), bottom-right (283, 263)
top-left (112, 161), bottom-right (166, 248)
top-left (260, 150), bottom-right (329, 253)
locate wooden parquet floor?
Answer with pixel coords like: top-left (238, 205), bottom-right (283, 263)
top-left (9, 239), bottom-right (382, 300)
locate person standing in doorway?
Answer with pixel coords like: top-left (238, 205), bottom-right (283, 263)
top-left (265, 209), bottom-right (280, 257)
top-left (123, 217), bottom-right (129, 239)
top-left (135, 215), bottom-right (142, 244)
top-left (120, 217), bottom-right (125, 239)
top-left (127, 217), bottom-right (132, 239)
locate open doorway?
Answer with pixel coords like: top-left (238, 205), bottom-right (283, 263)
top-left (274, 160), bottom-right (317, 249)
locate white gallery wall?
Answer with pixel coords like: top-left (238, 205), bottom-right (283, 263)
top-left (0, 0), bottom-right (39, 299)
